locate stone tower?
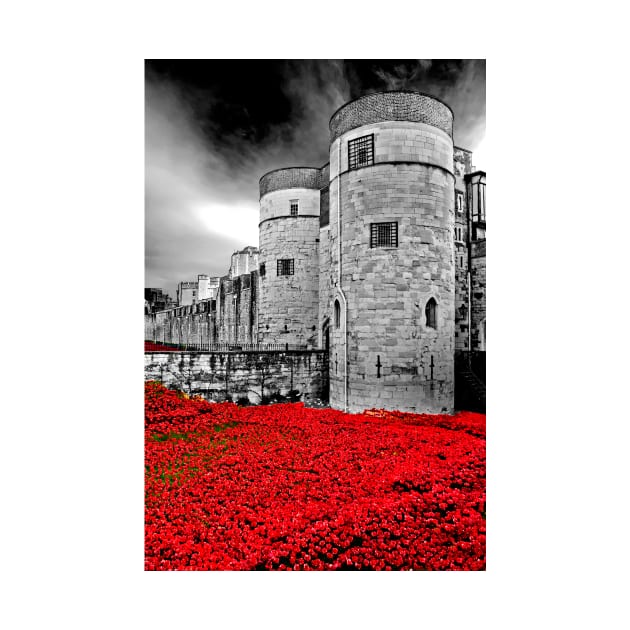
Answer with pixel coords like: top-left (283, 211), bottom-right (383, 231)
top-left (258, 167), bottom-right (321, 346)
top-left (324, 91), bottom-right (456, 413)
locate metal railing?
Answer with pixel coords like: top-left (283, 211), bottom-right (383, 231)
top-left (145, 341), bottom-right (310, 352)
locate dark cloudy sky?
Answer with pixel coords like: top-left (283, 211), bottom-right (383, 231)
top-left (145, 60), bottom-right (486, 299)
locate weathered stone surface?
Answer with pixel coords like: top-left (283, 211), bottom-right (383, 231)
top-left (323, 111), bottom-right (456, 414)
top-left (144, 351), bottom-right (328, 404)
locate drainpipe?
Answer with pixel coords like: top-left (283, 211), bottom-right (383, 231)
top-left (466, 179), bottom-right (472, 364)
top-left (336, 138), bottom-right (348, 412)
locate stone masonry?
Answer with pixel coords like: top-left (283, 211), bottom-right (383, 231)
top-left (144, 350), bottom-right (327, 404)
top-left (145, 90), bottom-right (486, 414)
top-left (325, 108), bottom-right (455, 413)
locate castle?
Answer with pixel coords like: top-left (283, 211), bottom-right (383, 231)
top-left (145, 91), bottom-right (486, 414)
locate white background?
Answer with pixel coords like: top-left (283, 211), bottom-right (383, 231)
top-left (1, 2), bottom-right (629, 628)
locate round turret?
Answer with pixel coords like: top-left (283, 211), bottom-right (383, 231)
top-left (258, 167), bottom-right (323, 346)
top-left (325, 91), bottom-right (455, 413)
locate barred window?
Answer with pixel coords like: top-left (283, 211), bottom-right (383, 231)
top-left (425, 298), bottom-right (437, 329)
top-left (348, 134), bottom-right (374, 170)
top-left (277, 259), bottom-right (294, 276)
top-left (290, 200), bottom-right (298, 217)
top-left (259, 263), bottom-right (266, 277)
top-left (370, 222), bottom-right (398, 248)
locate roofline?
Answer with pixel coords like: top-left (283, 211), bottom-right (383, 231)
top-left (464, 169), bottom-right (486, 179)
top-left (258, 164), bottom-right (329, 185)
top-left (328, 90), bottom-right (455, 129)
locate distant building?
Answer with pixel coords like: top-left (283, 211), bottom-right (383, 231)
top-left (198, 274), bottom-right (221, 300)
top-left (177, 281), bottom-right (198, 306)
top-left (228, 246), bottom-right (259, 279)
top-left (145, 288), bottom-right (175, 313)
top-left (176, 275), bottom-right (221, 305)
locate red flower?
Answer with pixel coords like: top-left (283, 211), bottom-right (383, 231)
top-left (144, 381), bottom-right (486, 571)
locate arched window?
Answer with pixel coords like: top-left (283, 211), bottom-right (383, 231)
top-left (334, 299), bottom-right (341, 329)
top-left (425, 298), bottom-right (437, 329)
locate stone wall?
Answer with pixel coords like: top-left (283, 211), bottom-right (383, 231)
top-left (144, 350), bottom-right (328, 404)
top-left (145, 271), bottom-right (258, 346)
top-left (453, 146), bottom-right (473, 351)
top-left (471, 240), bottom-right (486, 350)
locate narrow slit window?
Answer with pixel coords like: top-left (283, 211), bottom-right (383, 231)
top-left (277, 259), bottom-right (294, 276)
top-left (290, 200), bottom-right (298, 217)
top-left (334, 299), bottom-right (341, 328)
top-left (259, 263), bottom-right (266, 277)
top-left (456, 191), bottom-right (464, 213)
top-left (425, 298), bottom-right (437, 329)
top-left (370, 222), bottom-right (398, 248)
top-left (348, 134), bottom-right (374, 170)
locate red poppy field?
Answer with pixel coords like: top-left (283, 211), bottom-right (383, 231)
top-left (145, 381), bottom-right (486, 570)
top-left (144, 342), bottom-right (178, 352)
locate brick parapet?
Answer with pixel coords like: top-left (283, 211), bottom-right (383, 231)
top-left (329, 91), bottom-right (453, 143)
top-left (259, 166), bottom-right (325, 199)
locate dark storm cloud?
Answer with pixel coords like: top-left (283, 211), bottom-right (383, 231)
top-left (145, 61), bottom-right (352, 298)
top-left (145, 76), bottom-right (254, 298)
top-left (346, 59), bottom-right (486, 150)
top-left (145, 60), bottom-right (485, 299)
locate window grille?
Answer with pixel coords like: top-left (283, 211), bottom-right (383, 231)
top-left (277, 259), bottom-right (294, 276)
top-left (425, 298), bottom-right (437, 329)
top-left (290, 200), bottom-right (298, 217)
top-left (370, 222), bottom-right (398, 248)
top-left (348, 134), bottom-right (374, 170)
top-left (259, 263), bottom-right (266, 277)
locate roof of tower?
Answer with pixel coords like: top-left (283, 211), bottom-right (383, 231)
top-left (329, 90), bottom-right (454, 142)
top-left (259, 165), bottom-right (328, 198)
